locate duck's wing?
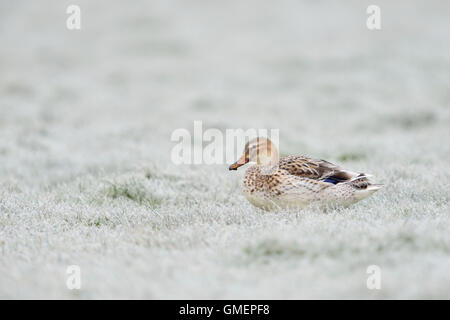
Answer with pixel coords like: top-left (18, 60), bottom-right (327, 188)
top-left (278, 155), bottom-right (356, 183)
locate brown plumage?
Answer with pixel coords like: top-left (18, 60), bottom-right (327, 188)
top-left (229, 138), bottom-right (382, 210)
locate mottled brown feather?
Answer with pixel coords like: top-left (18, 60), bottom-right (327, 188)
top-left (278, 156), bottom-right (353, 181)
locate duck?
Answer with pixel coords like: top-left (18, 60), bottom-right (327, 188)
top-left (229, 137), bottom-right (382, 210)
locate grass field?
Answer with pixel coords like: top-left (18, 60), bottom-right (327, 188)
top-left (1, 0), bottom-right (449, 299)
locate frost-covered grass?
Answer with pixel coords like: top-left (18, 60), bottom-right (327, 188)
top-left (0, 0), bottom-right (450, 299)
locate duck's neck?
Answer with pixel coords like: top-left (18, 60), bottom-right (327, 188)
top-left (257, 149), bottom-right (278, 165)
top-left (257, 155), bottom-right (279, 176)
top-left (259, 164), bottom-right (278, 176)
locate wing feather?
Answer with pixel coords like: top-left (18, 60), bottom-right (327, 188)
top-left (278, 156), bottom-right (355, 182)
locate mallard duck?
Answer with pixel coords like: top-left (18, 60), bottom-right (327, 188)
top-left (229, 137), bottom-right (382, 210)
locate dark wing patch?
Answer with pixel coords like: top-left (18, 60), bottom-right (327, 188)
top-left (323, 177), bottom-right (344, 184)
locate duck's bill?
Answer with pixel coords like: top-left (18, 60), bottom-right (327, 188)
top-left (229, 154), bottom-right (249, 170)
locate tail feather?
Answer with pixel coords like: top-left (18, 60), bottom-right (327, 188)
top-left (348, 173), bottom-right (383, 191)
top-left (366, 184), bottom-right (383, 191)
top-left (323, 170), bottom-right (383, 194)
top-left (350, 172), bottom-right (383, 200)
top-left (352, 183), bottom-right (383, 201)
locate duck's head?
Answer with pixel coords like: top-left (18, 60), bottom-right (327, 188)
top-left (229, 137), bottom-right (279, 170)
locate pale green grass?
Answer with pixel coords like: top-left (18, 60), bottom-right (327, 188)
top-left (0, 0), bottom-right (449, 299)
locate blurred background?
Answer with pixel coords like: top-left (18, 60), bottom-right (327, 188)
top-left (1, 0), bottom-right (449, 181)
top-left (0, 0), bottom-right (449, 299)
